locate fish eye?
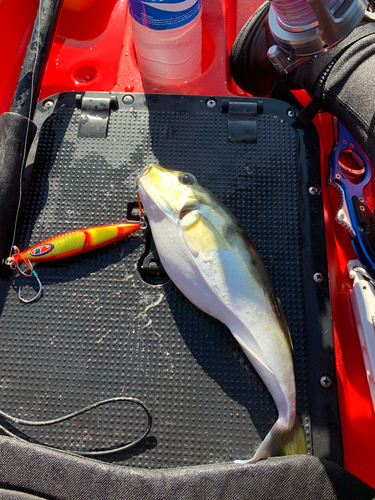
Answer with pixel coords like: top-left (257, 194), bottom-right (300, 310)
top-left (178, 173), bottom-right (196, 185)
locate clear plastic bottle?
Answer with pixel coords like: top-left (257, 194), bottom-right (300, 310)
top-left (128, 0), bottom-right (202, 83)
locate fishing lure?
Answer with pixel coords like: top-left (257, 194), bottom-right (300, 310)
top-left (6, 221), bottom-right (142, 302)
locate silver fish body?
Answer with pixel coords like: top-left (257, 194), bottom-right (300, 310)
top-left (137, 164), bottom-right (306, 462)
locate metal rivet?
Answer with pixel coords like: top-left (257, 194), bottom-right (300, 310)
top-left (43, 99), bottom-right (54, 109)
top-left (313, 272), bottom-right (324, 283)
top-left (206, 99), bottom-right (217, 108)
top-left (308, 186), bottom-right (320, 196)
top-left (123, 95), bottom-right (134, 104)
top-left (320, 374), bottom-right (333, 388)
top-left (287, 108), bottom-right (296, 118)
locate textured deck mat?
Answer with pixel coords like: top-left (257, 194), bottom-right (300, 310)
top-left (0, 92), bottom-right (341, 468)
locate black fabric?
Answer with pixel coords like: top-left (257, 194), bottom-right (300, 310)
top-left (285, 21), bottom-right (375, 171)
top-left (230, 4), bottom-right (375, 165)
top-left (291, 22), bottom-right (375, 92)
top-left (0, 113), bottom-right (37, 263)
top-left (0, 437), bottom-right (373, 500)
top-left (229, 1), bottom-right (276, 96)
top-left (229, 0), bottom-right (306, 96)
top-left (308, 27), bottom-right (375, 167)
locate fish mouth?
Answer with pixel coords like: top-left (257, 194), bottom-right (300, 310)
top-left (179, 204), bottom-right (199, 220)
top-left (137, 165), bottom-right (153, 185)
top-left (137, 164), bottom-right (173, 189)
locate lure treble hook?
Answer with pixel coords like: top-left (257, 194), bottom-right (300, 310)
top-left (18, 268), bottom-right (43, 303)
top-left (5, 247), bottom-right (43, 303)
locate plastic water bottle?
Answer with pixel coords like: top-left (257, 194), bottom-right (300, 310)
top-left (128, 0), bottom-right (202, 83)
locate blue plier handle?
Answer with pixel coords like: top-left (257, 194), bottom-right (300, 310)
top-left (329, 119), bottom-right (375, 279)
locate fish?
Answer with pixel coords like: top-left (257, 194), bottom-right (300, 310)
top-left (137, 163), bottom-right (307, 463)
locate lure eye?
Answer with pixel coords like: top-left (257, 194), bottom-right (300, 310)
top-left (178, 173), bottom-right (196, 185)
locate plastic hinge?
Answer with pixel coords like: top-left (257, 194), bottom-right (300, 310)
top-left (223, 101), bottom-right (263, 144)
top-left (76, 93), bottom-right (118, 138)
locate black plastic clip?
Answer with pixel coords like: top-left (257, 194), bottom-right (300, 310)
top-left (76, 93), bottom-right (118, 138)
top-left (222, 100), bottom-right (263, 143)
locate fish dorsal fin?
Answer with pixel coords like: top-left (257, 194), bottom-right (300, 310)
top-left (231, 329), bottom-right (274, 378)
top-left (179, 210), bottom-right (228, 254)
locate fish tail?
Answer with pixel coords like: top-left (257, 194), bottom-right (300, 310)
top-left (235, 416), bottom-right (307, 464)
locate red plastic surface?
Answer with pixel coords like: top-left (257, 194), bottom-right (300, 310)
top-left (0, 0), bottom-right (38, 115)
top-left (1, 0), bottom-right (375, 488)
top-left (314, 112), bottom-right (375, 488)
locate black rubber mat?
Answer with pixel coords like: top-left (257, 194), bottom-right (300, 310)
top-left (0, 92), bottom-right (342, 468)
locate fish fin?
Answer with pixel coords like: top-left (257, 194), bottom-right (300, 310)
top-left (234, 417), bottom-right (307, 464)
top-left (180, 211), bottom-right (228, 254)
top-left (272, 292), bottom-right (293, 350)
top-left (231, 331), bottom-right (274, 377)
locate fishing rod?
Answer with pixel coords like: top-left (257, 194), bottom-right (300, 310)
top-left (0, 0), bottom-right (64, 265)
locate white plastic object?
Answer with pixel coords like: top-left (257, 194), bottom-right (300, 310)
top-left (128, 0), bottom-right (202, 83)
top-left (348, 260), bottom-right (375, 413)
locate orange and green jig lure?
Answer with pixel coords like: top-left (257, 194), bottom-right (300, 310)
top-left (6, 221), bottom-right (142, 303)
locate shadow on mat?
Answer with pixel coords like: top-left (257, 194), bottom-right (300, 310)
top-left (163, 282), bottom-right (278, 459)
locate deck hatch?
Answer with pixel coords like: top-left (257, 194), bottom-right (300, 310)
top-left (0, 92), bottom-right (341, 468)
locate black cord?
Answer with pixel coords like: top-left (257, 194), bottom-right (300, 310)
top-left (0, 396), bottom-right (152, 457)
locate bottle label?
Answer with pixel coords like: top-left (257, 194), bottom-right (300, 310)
top-left (129, 0), bottom-right (202, 30)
